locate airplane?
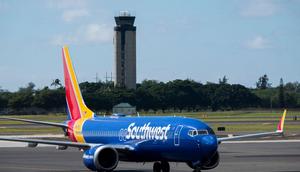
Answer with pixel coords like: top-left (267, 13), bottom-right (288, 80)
top-left (0, 46), bottom-right (287, 172)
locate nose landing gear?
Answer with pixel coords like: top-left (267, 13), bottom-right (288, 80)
top-left (187, 162), bottom-right (202, 172)
top-left (193, 167), bottom-right (202, 172)
top-left (153, 161), bottom-right (170, 172)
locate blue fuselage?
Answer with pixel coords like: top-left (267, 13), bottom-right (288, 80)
top-left (76, 116), bottom-right (218, 163)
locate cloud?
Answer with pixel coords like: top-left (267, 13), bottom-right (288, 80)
top-left (47, 0), bottom-right (86, 9)
top-left (0, 1), bottom-right (8, 11)
top-left (51, 34), bottom-right (78, 46)
top-left (246, 36), bottom-right (270, 49)
top-left (62, 9), bottom-right (89, 22)
top-left (47, 0), bottom-right (89, 22)
top-left (241, 0), bottom-right (277, 17)
top-left (51, 24), bottom-right (112, 46)
top-left (84, 24), bottom-right (112, 43)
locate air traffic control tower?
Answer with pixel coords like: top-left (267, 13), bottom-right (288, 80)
top-left (114, 11), bottom-right (136, 89)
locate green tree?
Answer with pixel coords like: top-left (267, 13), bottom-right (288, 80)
top-left (203, 83), bottom-right (219, 111)
top-left (278, 78), bottom-right (285, 108)
top-left (51, 79), bottom-right (62, 88)
top-left (32, 87), bottom-right (65, 110)
top-left (166, 79), bottom-right (205, 112)
top-left (256, 74), bottom-right (271, 89)
top-left (136, 80), bottom-right (162, 112)
top-left (8, 83), bottom-right (35, 110)
top-left (80, 81), bottom-right (104, 94)
top-left (219, 76), bottom-right (228, 85)
top-left (285, 82), bottom-right (300, 93)
top-left (213, 84), bottom-right (232, 110)
top-left (230, 84), bottom-right (260, 109)
top-left (0, 89), bottom-right (11, 111)
top-left (285, 93), bottom-right (297, 108)
top-left (0, 94), bottom-right (8, 111)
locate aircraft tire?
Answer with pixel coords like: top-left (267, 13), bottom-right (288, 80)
top-left (161, 161), bottom-right (170, 172)
top-left (153, 162), bottom-right (162, 172)
top-left (193, 168), bottom-right (201, 172)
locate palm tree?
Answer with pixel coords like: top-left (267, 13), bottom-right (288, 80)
top-left (51, 79), bottom-right (62, 88)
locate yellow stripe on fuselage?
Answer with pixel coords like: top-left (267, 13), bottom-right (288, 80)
top-left (73, 118), bottom-right (86, 143)
top-left (63, 46), bottom-right (94, 119)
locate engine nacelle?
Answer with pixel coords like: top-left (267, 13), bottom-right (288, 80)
top-left (83, 145), bottom-right (119, 171)
top-left (201, 151), bottom-right (220, 170)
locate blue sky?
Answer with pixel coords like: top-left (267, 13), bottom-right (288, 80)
top-left (0, 0), bottom-right (299, 91)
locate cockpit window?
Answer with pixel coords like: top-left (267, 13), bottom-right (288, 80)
top-left (188, 129), bottom-right (208, 137)
top-left (197, 130), bottom-right (208, 135)
top-left (207, 128), bottom-right (215, 135)
top-left (193, 130), bottom-right (197, 136)
top-left (188, 130), bottom-right (194, 136)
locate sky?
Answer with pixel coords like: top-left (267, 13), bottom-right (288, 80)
top-left (0, 0), bottom-right (299, 91)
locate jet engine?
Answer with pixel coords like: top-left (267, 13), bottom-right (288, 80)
top-left (83, 145), bottom-right (119, 172)
top-left (201, 151), bottom-right (220, 170)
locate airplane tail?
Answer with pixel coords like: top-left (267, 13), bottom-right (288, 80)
top-left (62, 46), bottom-right (94, 120)
top-left (276, 109), bottom-right (287, 133)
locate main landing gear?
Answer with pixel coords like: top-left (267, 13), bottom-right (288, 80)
top-left (153, 161), bottom-right (170, 172)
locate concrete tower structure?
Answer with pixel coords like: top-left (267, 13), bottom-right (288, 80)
top-left (113, 11), bottom-right (136, 89)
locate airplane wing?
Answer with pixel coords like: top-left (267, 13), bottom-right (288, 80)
top-left (0, 117), bottom-right (68, 128)
top-left (0, 137), bottom-right (91, 149)
top-left (0, 117), bottom-right (137, 151)
top-left (0, 137), bottom-right (136, 152)
top-left (217, 109), bottom-right (286, 143)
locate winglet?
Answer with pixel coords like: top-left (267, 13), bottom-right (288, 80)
top-left (276, 109), bottom-right (287, 133)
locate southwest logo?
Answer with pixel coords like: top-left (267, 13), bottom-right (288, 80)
top-left (125, 123), bottom-right (171, 141)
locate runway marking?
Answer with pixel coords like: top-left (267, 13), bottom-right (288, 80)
top-left (0, 166), bottom-right (76, 171)
top-left (0, 134), bottom-right (64, 138)
top-left (223, 139), bottom-right (300, 144)
top-left (0, 141), bottom-right (56, 147)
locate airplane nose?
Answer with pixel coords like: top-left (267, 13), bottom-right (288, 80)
top-left (200, 135), bottom-right (218, 155)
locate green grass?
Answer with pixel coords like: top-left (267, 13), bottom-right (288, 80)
top-left (210, 123), bottom-right (300, 132)
top-left (0, 114), bottom-right (67, 125)
top-left (160, 111), bottom-right (299, 117)
top-left (0, 127), bottom-right (62, 134)
top-left (0, 111), bottom-right (299, 134)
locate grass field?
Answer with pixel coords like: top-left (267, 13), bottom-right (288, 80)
top-left (0, 111), bottom-right (299, 135)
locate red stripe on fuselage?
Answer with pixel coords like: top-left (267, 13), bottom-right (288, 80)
top-left (63, 49), bottom-right (81, 120)
top-left (277, 118), bottom-right (283, 130)
top-left (67, 120), bottom-right (77, 142)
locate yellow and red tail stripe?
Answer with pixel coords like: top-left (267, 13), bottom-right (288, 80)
top-left (62, 46), bottom-right (94, 143)
top-left (62, 46), bottom-right (94, 120)
top-left (276, 109), bottom-right (287, 132)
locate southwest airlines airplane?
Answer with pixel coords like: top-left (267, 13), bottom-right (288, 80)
top-left (0, 47), bottom-right (286, 172)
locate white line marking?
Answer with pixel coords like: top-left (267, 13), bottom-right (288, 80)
top-left (0, 134), bottom-right (65, 147)
top-left (0, 141), bottom-right (55, 147)
top-left (0, 134), bottom-right (64, 138)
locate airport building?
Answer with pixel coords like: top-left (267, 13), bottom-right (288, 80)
top-left (113, 11), bottom-right (136, 89)
top-left (112, 102), bottom-right (136, 115)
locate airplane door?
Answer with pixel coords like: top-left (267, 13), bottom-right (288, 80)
top-left (174, 125), bottom-right (183, 146)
